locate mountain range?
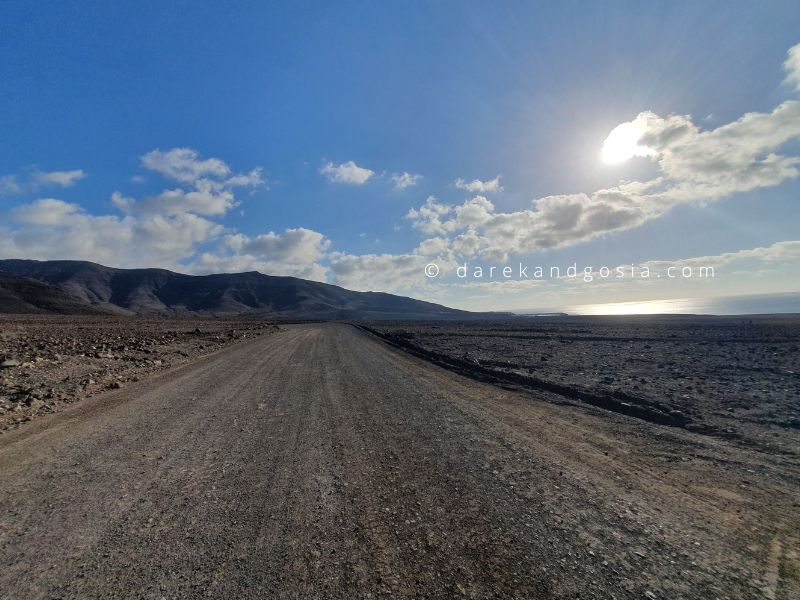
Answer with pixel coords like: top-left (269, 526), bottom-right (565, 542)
top-left (0, 259), bottom-right (472, 320)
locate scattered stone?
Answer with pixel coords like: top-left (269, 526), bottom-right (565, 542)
top-left (0, 317), bottom-right (279, 431)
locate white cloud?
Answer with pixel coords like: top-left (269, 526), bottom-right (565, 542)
top-left (415, 237), bottom-right (451, 257)
top-left (642, 240), bottom-right (800, 271)
top-left (454, 175), bottom-right (503, 193)
top-left (405, 196), bottom-right (454, 235)
top-left (11, 198), bottom-right (84, 226)
top-left (0, 175), bottom-right (22, 195)
top-left (391, 172), bottom-right (422, 190)
top-left (112, 186), bottom-right (236, 217)
top-left (454, 195), bottom-right (494, 227)
top-left (32, 169), bottom-right (86, 188)
top-left (141, 148), bottom-right (231, 184)
top-left (1, 148), bottom-right (327, 285)
top-left (451, 230), bottom-right (485, 257)
top-left (225, 228), bottom-right (330, 264)
top-left (320, 160), bottom-right (374, 185)
top-left (329, 252), bottom-right (432, 291)
top-left (1, 148), bottom-right (265, 273)
top-left (3, 43), bottom-right (800, 301)
top-left (185, 227), bottom-right (331, 281)
top-left (404, 189), bottom-right (652, 261)
top-left (1, 199), bottom-right (223, 269)
top-left (0, 169), bottom-right (86, 195)
top-left (407, 94), bottom-right (800, 261)
top-left (638, 101), bottom-right (800, 201)
top-left (116, 148), bottom-right (264, 217)
top-left (223, 168), bottom-right (266, 188)
top-left (783, 42), bottom-right (800, 92)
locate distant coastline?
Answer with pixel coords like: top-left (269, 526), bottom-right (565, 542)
top-left (516, 291), bottom-right (800, 316)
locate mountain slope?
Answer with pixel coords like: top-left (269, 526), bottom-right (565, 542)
top-left (0, 260), bottom-right (470, 319)
top-left (0, 272), bottom-right (116, 315)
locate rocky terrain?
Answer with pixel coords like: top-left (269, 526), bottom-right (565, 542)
top-left (1, 323), bottom-right (798, 598)
top-left (364, 315), bottom-right (800, 456)
top-left (0, 316), bottom-right (279, 431)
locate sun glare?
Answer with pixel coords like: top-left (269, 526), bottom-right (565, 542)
top-left (600, 121), bottom-right (652, 165)
top-left (569, 299), bottom-right (694, 315)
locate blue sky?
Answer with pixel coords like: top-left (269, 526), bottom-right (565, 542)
top-left (2, 1), bottom-right (800, 310)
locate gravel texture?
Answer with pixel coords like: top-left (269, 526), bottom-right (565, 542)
top-left (0, 316), bottom-right (279, 432)
top-left (364, 316), bottom-right (800, 455)
top-left (0, 323), bottom-right (797, 598)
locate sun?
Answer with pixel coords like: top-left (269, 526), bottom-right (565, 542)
top-left (600, 120), bottom-right (653, 165)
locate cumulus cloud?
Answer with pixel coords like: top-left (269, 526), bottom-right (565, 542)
top-left (138, 148), bottom-right (264, 197)
top-left (1, 198), bottom-right (223, 269)
top-left (141, 148), bottom-right (231, 184)
top-left (406, 69), bottom-right (800, 262)
top-left (784, 42), bottom-right (800, 92)
top-left (415, 237), bottom-right (451, 257)
top-left (0, 148), bottom-right (271, 273)
top-left (0, 169), bottom-right (87, 195)
top-left (454, 195), bottom-right (495, 227)
top-left (112, 186), bottom-right (236, 217)
top-left (405, 196), bottom-right (454, 235)
top-left (179, 227), bottom-right (331, 281)
top-left (391, 172), bottom-right (422, 190)
top-left (642, 240), bottom-right (800, 271)
top-left (223, 168), bottom-right (265, 188)
top-left (32, 169), bottom-right (86, 188)
top-left (192, 227), bottom-right (330, 281)
top-left (1, 148), bottom-right (333, 282)
top-left (10, 198), bottom-right (84, 226)
top-left (320, 160), bottom-right (374, 185)
top-left (637, 101), bottom-right (800, 202)
top-left (115, 148), bottom-right (264, 217)
top-left (4, 44), bottom-right (800, 298)
top-left (328, 252), bottom-right (432, 291)
top-left (454, 175), bottom-right (503, 193)
top-left (224, 228), bottom-right (330, 264)
top-left (406, 189), bottom-right (653, 260)
top-left (406, 195), bottom-right (497, 237)
top-left (0, 175), bottom-right (22, 195)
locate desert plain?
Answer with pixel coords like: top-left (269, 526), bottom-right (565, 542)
top-left (0, 315), bottom-right (797, 598)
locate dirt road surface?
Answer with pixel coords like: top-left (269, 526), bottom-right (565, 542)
top-left (0, 324), bottom-right (797, 599)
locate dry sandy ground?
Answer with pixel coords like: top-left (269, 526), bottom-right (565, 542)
top-left (0, 324), bottom-right (797, 598)
top-left (0, 316), bottom-right (279, 432)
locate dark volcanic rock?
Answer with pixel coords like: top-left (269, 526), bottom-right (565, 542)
top-left (365, 316), bottom-right (800, 454)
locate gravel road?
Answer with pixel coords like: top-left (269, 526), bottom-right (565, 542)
top-left (0, 324), bottom-right (797, 599)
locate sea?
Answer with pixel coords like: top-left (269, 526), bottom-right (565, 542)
top-left (517, 292), bottom-right (800, 316)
